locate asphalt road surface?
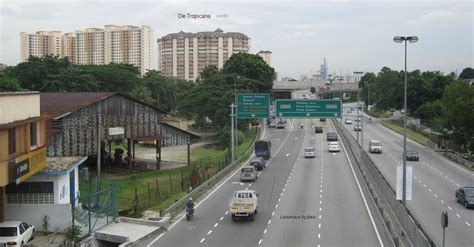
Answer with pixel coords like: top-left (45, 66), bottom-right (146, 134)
top-left (149, 117), bottom-right (381, 247)
top-left (341, 103), bottom-right (474, 247)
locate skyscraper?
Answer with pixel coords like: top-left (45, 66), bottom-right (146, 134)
top-left (320, 58), bottom-right (328, 81)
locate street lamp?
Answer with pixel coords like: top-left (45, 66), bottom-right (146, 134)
top-left (354, 71), bottom-right (364, 147)
top-left (393, 35), bottom-right (418, 207)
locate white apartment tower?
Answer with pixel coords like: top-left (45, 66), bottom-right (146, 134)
top-left (20, 25), bottom-right (153, 74)
top-left (158, 28), bottom-right (250, 81)
top-left (257, 50), bottom-right (272, 66)
top-left (20, 31), bottom-right (64, 62)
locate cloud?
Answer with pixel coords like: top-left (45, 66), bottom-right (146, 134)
top-left (407, 10), bottom-right (454, 25)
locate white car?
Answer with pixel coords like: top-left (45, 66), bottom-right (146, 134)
top-left (328, 142), bottom-right (340, 152)
top-left (304, 147), bottom-right (316, 158)
top-left (345, 118), bottom-right (352, 124)
top-left (0, 221), bottom-right (35, 247)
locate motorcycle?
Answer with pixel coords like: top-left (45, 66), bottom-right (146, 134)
top-left (186, 207), bottom-right (194, 221)
top-left (300, 124), bottom-right (304, 129)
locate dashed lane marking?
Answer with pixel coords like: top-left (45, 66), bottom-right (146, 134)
top-left (214, 223), bottom-right (218, 227)
top-left (456, 213), bottom-right (461, 218)
top-left (207, 230), bottom-right (212, 235)
top-left (200, 238), bottom-right (205, 243)
top-left (258, 239), bottom-right (263, 245)
top-left (220, 216), bottom-right (224, 221)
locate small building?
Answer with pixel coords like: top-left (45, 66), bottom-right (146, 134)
top-left (0, 92), bottom-right (48, 223)
top-left (4, 157), bottom-right (86, 232)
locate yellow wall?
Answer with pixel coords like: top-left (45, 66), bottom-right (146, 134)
top-left (0, 94), bottom-right (40, 125)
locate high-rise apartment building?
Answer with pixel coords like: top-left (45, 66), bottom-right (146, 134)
top-left (20, 25), bottom-right (153, 74)
top-left (257, 50), bottom-right (272, 66)
top-left (158, 28), bottom-right (250, 81)
top-left (20, 31), bottom-right (64, 62)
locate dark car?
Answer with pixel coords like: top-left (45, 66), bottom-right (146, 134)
top-left (406, 149), bottom-right (419, 161)
top-left (320, 118), bottom-right (326, 122)
top-left (326, 132), bottom-right (338, 141)
top-left (456, 187), bottom-right (474, 209)
top-left (250, 157), bottom-right (266, 171)
top-left (314, 126), bottom-right (323, 133)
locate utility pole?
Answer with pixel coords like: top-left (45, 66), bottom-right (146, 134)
top-left (96, 114), bottom-right (101, 207)
top-left (230, 103), bottom-right (235, 161)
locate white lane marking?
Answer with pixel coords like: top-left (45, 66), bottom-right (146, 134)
top-left (225, 211), bottom-right (229, 215)
top-left (320, 201), bottom-right (322, 204)
top-left (320, 189), bottom-right (323, 193)
top-left (318, 233), bottom-right (321, 239)
top-left (318, 223), bottom-right (321, 229)
top-left (414, 176), bottom-right (417, 179)
top-left (441, 200), bottom-right (445, 204)
top-left (466, 222), bottom-right (471, 226)
top-left (333, 120), bottom-right (384, 247)
top-left (207, 230), bottom-right (212, 235)
top-left (295, 137), bottom-right (298, 140)
top-left (272, 211), bottom-right (275, 216)
top-left (264, 228), bottom-right (267, 234)
top-left (286, 153), bottom-right (290, 157)
top-left (268, 219), bottom-right (272, 225)
top-left (283, 188), bottom-right (286, 192)
top-left (275, 204), bottom-right (278, 209)
top-left (450, 180), bottom-right (454, 183)
top-left (423, 184), bottom-right (427, 188)
top-left (448, 207), bottom-right (452, 210)
top-left (434, 194), bottom-right (438, 198)
top-left (320, 184), bottom-right (323, 188)
top-left (319, 214), bottom-right (322, 219)
top-left (214, 223), bottom-right (218, 227)
top-left (320, 194), bottom-right (323, 198)
top-left (456, 213), bottom-right (461, 218)
top-left (428, 189), bottom-right (432, 192)
top-left (319, 207), bottom-right (322, 212)
top-left (248, 183), bottom-right (251, 186)
top-left (418, 180), bottom-right (422, 183)
top-left (278, 198), bottom-right (281, 202)
top-left (258, 239), bottom-right (263, 245)
top-left (245, 187), bottom-right (248, 190)
top-left (200, 238), bottom-right (205, 243)
top-left (456, 184), bottom-right (460, 187)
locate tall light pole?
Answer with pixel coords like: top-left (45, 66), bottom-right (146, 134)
top-left (234, 76), bottom-right (240, 153)
top-left (354, 71), bottom-right (364, 148)
top-left (393, 35), bottom-right (418, 207)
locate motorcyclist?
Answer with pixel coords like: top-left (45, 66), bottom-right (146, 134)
top-left (186, 198), bottom-right (195, 215)
top-left (300, 123), bottom-right (304, 129)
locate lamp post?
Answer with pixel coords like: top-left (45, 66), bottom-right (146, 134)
top-left (354, 71), bottom-right (364, 148)
top-left (234, 76), bottom-right (240, 154)
top-left (393, 35), bottom-right (418, 207)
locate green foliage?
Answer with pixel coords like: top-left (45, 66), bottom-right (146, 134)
top-left (65, 225), bottom-right (82, 242)
top-left (0, 75), bottom-right (23, 92)
top-left (459, 67), bottom-right (474, 79)
top-left (441, 80), bottom-right (474, 147)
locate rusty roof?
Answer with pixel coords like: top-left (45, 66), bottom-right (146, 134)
top-left (41, 92), bottom-right (116, 118)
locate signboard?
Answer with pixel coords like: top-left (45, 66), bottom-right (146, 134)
top-left (237, 93), bottom-right (270, 119)
top-left (275, 99), bottom-right (342, 118)
top-left (396, 165), bottom-right (413, 200)
top-left (14, 146), bottom-right (47, 184)
top-left (108, 127), bottom-right (125, 136)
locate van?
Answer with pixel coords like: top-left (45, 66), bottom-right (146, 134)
top-left (240, 166), bottom-right (257, 182)
top-left (369, 140), bottom-right (382, 153)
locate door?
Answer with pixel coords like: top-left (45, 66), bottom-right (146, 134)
top-left (70, 170), bottom-right (75, 207)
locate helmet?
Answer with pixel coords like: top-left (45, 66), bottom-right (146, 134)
top-left (189, 198), bottom-right (193, 201)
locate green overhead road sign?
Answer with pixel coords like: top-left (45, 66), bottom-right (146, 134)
top-left (275, 99), bottom-right (342, 118)
top-left (237, 93), bottom-right (270, 119)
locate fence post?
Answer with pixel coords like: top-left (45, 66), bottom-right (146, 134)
top-left (169, 174), bottom-right (173, 194)
top-left (148, 182), bottom-right (151, 204)
top-left (180, 168), bottom-right (184, 192)
top-left (156, 178), bottom-right (161, 200)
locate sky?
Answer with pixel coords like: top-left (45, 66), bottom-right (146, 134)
top-left (0, 0), bottom-right (472, 79)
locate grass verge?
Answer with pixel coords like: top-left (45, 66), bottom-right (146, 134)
top-left (382, 120), bottom-right (429, 146)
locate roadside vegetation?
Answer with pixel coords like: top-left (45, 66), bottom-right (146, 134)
top-left (360, 67), bottom-right (473, 153)
top-left (382, 120), bottom-right (430, 146)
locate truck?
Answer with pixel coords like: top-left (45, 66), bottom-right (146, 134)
top-left (229, 190), bottom-right (258, 221)
top-left (255, 140), bottom-right (271, 160)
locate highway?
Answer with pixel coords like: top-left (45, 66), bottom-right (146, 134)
top-left (341, 104), bottom-right (474, 247)
top-left (149, 117), bottom-right (381, 247)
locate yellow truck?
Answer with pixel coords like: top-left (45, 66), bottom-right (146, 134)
top-left (229, 190), bottom-right (258, 221)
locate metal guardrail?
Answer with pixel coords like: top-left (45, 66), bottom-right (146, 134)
top-left (334, 121), bottom-right (435, 247)
top-left (444, 152), bottom-right (474, 170)
top-left (162, 128), bottom-right (260, 217)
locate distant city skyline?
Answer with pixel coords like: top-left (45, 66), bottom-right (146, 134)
top-left (1, 0), bottom-right (472, 79)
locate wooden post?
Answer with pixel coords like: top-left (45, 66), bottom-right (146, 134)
top-left (156, 139), bottom-right (161, 170)
top-left (156, 178), bottom-right (161, 200)
top-left (187, 142), bottom-right (191, 166)
top-left (180, 168), bottom-right (184, 192)
top-left (127, 138), bottom-right (132, 172)
top-left (147, 182), bottom-right (151, 204)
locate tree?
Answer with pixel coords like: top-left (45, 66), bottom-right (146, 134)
top-left (459, 67), bottom-right (474, 80)
top-left (0, 76), bottom-right (23, 92)
top-left (222, 53), bottom-right (275, 93)
top-left (441, 80), bottom-right (474, 148)
top-left (8, 55), bottom-right (70, 91)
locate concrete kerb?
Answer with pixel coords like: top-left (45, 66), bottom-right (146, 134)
top-left (118, 217), bottom-right (170, 227)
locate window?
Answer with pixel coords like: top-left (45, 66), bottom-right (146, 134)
top-left (19, 224), bottom-right (25, 234)
top-left (8, 128), bottom-right (16, 155)
top-left (30, 122), bottom-right (37, 147)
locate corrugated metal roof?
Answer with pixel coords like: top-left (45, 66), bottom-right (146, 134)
top-left (40, 92), bottom-right (116, 118)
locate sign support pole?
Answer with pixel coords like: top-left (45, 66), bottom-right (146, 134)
top-left (230, 103), bottom-right (235, 161)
